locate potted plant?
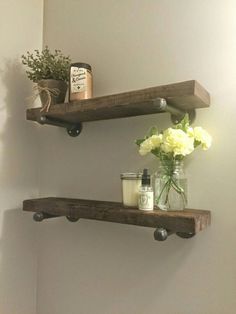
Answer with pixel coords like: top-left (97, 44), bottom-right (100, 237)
top-left (21, 46), bottom-right (71, 111)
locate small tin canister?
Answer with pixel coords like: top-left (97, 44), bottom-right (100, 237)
top-left (69, 62), bottom-right (93, 101)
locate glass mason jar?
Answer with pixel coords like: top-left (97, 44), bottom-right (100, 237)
top-left (120, 172), bottom-right (142, 207)
top-left (154, 160), bottom-right (187, 210)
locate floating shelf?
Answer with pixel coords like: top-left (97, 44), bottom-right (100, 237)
top-left (23, 197), bottom-right (211, 241)
top-left (26, 80), bottom-right (210, 137)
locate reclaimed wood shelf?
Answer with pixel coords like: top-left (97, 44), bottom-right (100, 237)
top-left (23, 197), bottom-right (211, 241)
top-left (26, 80), bottom-right (210, 137)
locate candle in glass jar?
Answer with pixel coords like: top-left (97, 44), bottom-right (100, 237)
top-left (120, 173), bottom-right (142, 207)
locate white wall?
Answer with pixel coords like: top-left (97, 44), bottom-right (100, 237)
top-left (0, 1), bottom-right (43, 313)
top-left (37, 1), bottom-right (236, 313)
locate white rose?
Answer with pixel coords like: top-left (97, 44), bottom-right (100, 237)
top-left (187, 127), bottom-right (194, 137)
top-left (149, 134), bottom-right (163, 148)
top-left (139, 134), bottom-right (162, 156)
top-left (161, 128), bottom-right (194, 156)
top-left (193, 127), bottom-right (212, 150)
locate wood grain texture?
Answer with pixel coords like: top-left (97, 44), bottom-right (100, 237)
top-left (23, 197), bottom-right (211, 234)
top-left (26, 80), bottom-right (210, 124)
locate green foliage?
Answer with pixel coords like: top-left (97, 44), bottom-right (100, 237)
top-left (135, 126), bottom-right (159, 147)
top-left (135, 138), bottom-right (145, 146)
top-left (175, 114), bottom-right (190, 132)
top-left (21, 46), bottom-right (71, 82)
top-left (147, 126), bottom-right (158, 137)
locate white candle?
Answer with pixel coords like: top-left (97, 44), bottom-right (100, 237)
top-left (121, 173), bottom-right (142, 207)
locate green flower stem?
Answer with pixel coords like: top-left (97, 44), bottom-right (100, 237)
top-left (156, 175), bottom-right (186, 209)
top-left (164, 179), bottom-right (172, 206)
top-left (156, 178), bottom-right (170, 204)
top-left (171, 179), bottom-right (187, 205)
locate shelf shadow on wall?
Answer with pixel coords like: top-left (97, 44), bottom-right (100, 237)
top-left (35, 218), bottom-right (195, 313)
top-left (0, 59), bottom-right (38, 312)
top-left (0, 59), bottom-right (39, 190)
top-left (0, 209), bottom-right (37, 313)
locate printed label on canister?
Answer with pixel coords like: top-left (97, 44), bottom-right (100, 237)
top-left (70, 67), bottom-right (88, 93)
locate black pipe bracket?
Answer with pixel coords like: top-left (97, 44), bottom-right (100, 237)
top-left (33, 212), bottom-right (80, 222)
top-left (33, 213), bottom-right (195, 240)
top-left (154, 227), bottom-right (195, 241)
top-left (37, 115), bottom-right (83, 137)
top-left (152, 98), bottom-right (196, 125)
top-left (33, 212), bottom-right (60, 221)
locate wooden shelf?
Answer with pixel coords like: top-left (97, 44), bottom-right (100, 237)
top-left (23, 197), bottom-right (211, 241)
top-left (26, 80), bottom-right (210, 124)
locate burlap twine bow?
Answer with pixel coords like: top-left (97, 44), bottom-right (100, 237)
top-left (29, 84), bottom-right (60, 112)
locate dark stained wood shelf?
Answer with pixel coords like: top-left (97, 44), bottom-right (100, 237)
top-left (23, 197), bottom-right (211, 241)
top-left (26, 80), bottom-right (210, 124)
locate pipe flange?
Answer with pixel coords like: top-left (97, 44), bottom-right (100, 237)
top-left (176, 232), bottom-right (195, 239)
top-left (67, 123), bottom-right (83, 137)
top-left (171, 109), bottom-right (196, 125)
top-left (154, 228), bottom-right (173, 241)
top-left (66, 216), bottom-right (80, 222)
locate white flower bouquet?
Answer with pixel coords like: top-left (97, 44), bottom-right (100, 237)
top-left (136, 115), bottom-right (212, 210)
